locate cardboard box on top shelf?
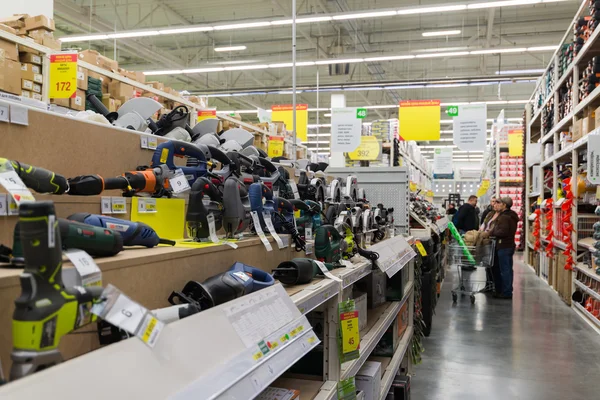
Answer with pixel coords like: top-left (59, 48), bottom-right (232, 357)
top-left (32, 92), bottom-right (41, 101)
top-left (32, 83), bottom-right (41, 94)
top-left (77, 67), bottom-right (88, 90)
top-left (42, 36), bottom-right (61, 51)
top-left (97, 54), bottom-right (118, 72)
top-left (70, 89), bottom-right (85, 111)
top-left (117, 68), bottom-right (136, 81)
top-left (20, 53), bottom-right (42, 65)
top-left (0, 24), bottom-right (17, 35)
top-left (147, 81), bottom-right (165, 91)
top-left (20, 90), bottom-right (31, 98)
top-left (115, 98), bottom-right (122, 110)
top-left (582, 116), bottom-right (595, 137)
top-left (79, 49), bottom-right (100, 67)
top-left (87, 70), bottom-right (110, 91)
top-left (102, 94), bottom-right (117, 113)
top-left (20, 63), bottom-right (43, 83)
top-left (26, 29), bottom-right (52, 45)
top-left (21, 79), bottom-right (33, 91)
top-left (24, 15), bottom-right (55, 32)
top-left (50, 97), bottom-right (69, 107)
top-left (109, 81), bottom-right (135, 101)
top-left (0, 39), bottom-right (18, 61)
top-left (0, 15), bottom-right (28, 30)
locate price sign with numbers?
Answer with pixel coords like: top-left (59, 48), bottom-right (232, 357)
top-left (348, 136), bottom-right (381, 161)
top-left (64, 249), bottom-right (102, 288)
top-left (137, 198), bottom-right (157, 213)
top-left (268, 136), bottom-right (285, 158)
top-left (338, 300), bottom-right (360, 363)
top-left (49, 52), bottom-right (78, 99)
top-left (111, 197), bottom-right (127, 214)
top-left (0, 161), bottom-right (36, 205)
top-left (147, 137), bottom-right (158, 150)
top-left (0, 102), bottom-right (8, 122)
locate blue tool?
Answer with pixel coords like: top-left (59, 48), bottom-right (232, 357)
top-left (168, 262), bottom-right (274, 310)
top-left (150, 140), bottom-right (210, 186)
top-left (249, 182), bottom-right (276, 231)
top-left (67, 213), bottom-right (176, 247)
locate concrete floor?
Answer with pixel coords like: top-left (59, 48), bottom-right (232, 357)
top-left (411, 256), bottom-right (600, 400)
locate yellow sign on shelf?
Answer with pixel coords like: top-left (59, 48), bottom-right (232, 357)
top-left (409, 182), bottom-right (418, 192)
top-left (399, 100), bottom-right (441, 141)
top-left (197, 109), bottom-right (216, 123)
top-left (340, 311), bottom-right (360, 354)
top-left (268, 136), bottom-right (285, 158)
top-left (131, 197), bottom-right (186, 240)
top-left (271, 104), bottom-right (308, 142)
top-left (348, 136), bottom-right (380, 160)
top-left (508, 128), bottom-right (524, 157)
top-left (49, 52), bottom-right (78, 99)
top-left (476, 179), bottom-right (490, 197)
top-left (415, 241), bottom-right (428, 256)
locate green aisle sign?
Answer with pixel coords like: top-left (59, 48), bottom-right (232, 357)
top-left (356, 108), bottom-right (367, 119)
top-left (447, 106), bottom-right (459, 117)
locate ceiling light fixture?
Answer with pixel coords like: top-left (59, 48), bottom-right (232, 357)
top-left (159, 26), bottom-right (214, 34)
top-left (422, 30), bottom-right (462, 37)
top-left (107, 31), bottom-right (160, 39)
top-left (332, 10), bottom-right (398, 20)
top-left (214, 45), bottom-right (247, 52)
top-left (60, 34), bottom-right (109, 42)
top-left (213, 21), bottom-right (271, 30)
top-left (397, 5), bottom-right (467, 15)
top-left (495, 69), bottom-right (546, 75)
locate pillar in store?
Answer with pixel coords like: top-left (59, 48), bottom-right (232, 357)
top-left (330, 94), bottom-right (347, 167)
top-left (2, 0), bottom-right (53, 18)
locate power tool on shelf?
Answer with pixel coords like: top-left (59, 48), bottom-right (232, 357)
top-left (67, 214), bottom-right (176, 247)
top-left (87, 95), bottom-right (162, 132)
top-left (9, 218), bottom-right (124, 266)
top-left (148, 105), bottom-right (195, 141)
top-left (186, 177), bottom-right (224, 241)
top-left (150, 140), bottom-right (212, 187)
top-left (168, 262), bottom-right (275, 309)
top-left (272, 166), bottom-right (296, 200)
top-left (2, 158), bottom-right (68, 195)
top-left (222, 176), bottom-right (252, 238)
top-left (326, 177), bottom-right (343, 203)
top-left (273, 196), bottom-right (306, 251)
top-left (290, 199), bottom-right (322, 239)
top-left (10, 201), bottom-right (103, 380)
top-left (343, 175), bottom-right (359, 202)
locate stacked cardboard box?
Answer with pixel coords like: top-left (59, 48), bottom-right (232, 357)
top-left (0, 31), bottom-right (20, 95)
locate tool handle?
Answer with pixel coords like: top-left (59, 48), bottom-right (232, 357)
top-left (274, 197), bottom-right (294, 214)
top-left (86, 94), bottom-right (118, 122)
top-left (207, 145), bottom-right (231, 166)
top-left (290, 199), bottom-right (310, 212)
top-left (258, 157), bottom-right (277, 173)
top-left (19, 202), bottom-right (63, 286)
top-left (11, 160), bottom-right (68, 195)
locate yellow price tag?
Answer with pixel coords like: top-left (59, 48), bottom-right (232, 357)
top-left (49, 53), bottom-right (78, 99)
top-left (415, 241), bottom-right (427, 256)
top-left (113, 203), bottom-right (124, 210)
top-left (341, 311), bottom-right (360, 354)
top-left (290, 328), bottom-right (298, 337)
top-left (348, 136), bottom-right (381, 161)
top-left (141, 317), bottom-right (158, 343)
top-left (270, 341), bottom-right (279, 349)
top-left (197, 109), bottom-right (216, 122)
top-left (308, 336), bottom-right (316, 344)
top-left (280, 334), bottom-right (289, 343)
top-left (297, 325), bottom-right (304, 332)
top-left (253, 352), bottom-right (263, 361)
top-left (409, 182), bottom-right (418, 192)
top-left (268, 136), bottom-right (285, 158)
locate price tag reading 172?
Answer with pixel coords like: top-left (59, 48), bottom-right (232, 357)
top-left (49, 52), bottom-right (78, 99)
top-left (341, 310), bottom-right (360, 354)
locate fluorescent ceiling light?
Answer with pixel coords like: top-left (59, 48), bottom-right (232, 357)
top-left (324, 113), bottom-right (332, 117)
top-left (471, 48), bottom-right (526, 55)
top-left (107, 31), bottom-right (159, 39)
top-left (315, 58), bottom-right (364, 65)
top-left (527, 46), bottom-right (559, 52)
top-left (467, 0), bottom-right (567, 9)
top-left (422, 30), bottom-right (461, 37)
top-left (214, 21), bottom-right (271, 30)
top-left (214, 45), bottom-right (247, 52)
top-left (397, 5), bottom-right (467, 15)
top-left (159, 26), bottom-right (214, 34)
top-left (142, 70), bottom-right (182, 75)
top-left (495, 69), bottom-right (545, 75)
top-left (364, 55), bottom-right (415, 62)
top-left (60, 34), bottom-right (109, 42)
top-left (224, 64), bottom-right (269, 71)
top-left (332, 11), bottom-right (398, 20)
top-left (416, 51), bottom-right (470, 58)
top-left (183, 67), bottom-right (225, 73)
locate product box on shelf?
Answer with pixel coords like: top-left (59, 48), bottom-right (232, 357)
top-left (97, 54), bottom-right (118, 72)
top-left (0, 59), bottom-right (21, 95)
top-left (372, 317), bottom-right (399, 356)
top-left (32, 82), bottom-right (41, 94)
top-left (88, 70), bottom-right (110, 92)
top-left (20, 62), bottom-right (42, 82)
top-left (42, 36), bottom-right (61, 51)
top-left (20, 90), bottom-right (30, 98)
top-left (24, 15), bottom-right (55, 32)
top-left (256, 387), bottom-right (300, 400)
top-left (20, 52), bottom-right (42, 65)
top-left (79, 49), bottom-right (99, 66)
top-left (354, 291), bottom-right (368, 333)
top-left (0, 38), bottom-right (18, 61)
top-left (77, 67), bottom-right (88, 90)
top-left (356, 361), bottom-right (382, 400)
top-left (69, 89), bottom-right (85, 111)
top-left (50, 97), bottom-right (69, 107)
top-left (147, 81), bottom-right (165, 91)
top-left (397, 301), bottom-right (409, 338)
top-left (583, 115), bottom-right (595, 137)
top-left (572, 117), bottom-right (583, 141)
top-left (357, 268), bottom-right (387, 309)
top-left (108, 81), bottom-right (135, 101)
top-left (20, 78), bottom-right (33, 91)
top-left (0, 15), bottom-right (27, 30)
top-left (0, 23), bottom-right (16, 35)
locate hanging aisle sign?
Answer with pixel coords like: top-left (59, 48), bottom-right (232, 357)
top-left (49, 52), bottom-right (78, 99)
top-left (508, 128), bottom-right (524, 156)
top-left (271, 104), bottom-right (308, 142)
top-left (331, 107), bottom-right (362, 152)
top-left (476, 179), bottom-right (490, 197)
top-left (399, 100), bottom-right (440, 141)
top-left (453, 103), bottom-right (487, 151)
top-left (197, 109), bottom-right (216, 123)
top-left (433, 148), bottom-right (453, 175)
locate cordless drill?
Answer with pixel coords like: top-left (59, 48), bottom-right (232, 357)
top-left (11, 202), bottom-right (103, 380)
top-left (1, 158), bottom-right (68, 194)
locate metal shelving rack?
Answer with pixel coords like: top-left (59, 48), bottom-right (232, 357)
top-left (525, 0), bottom-right (600, 330)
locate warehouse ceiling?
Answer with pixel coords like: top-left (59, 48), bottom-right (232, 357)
top-left (53, 0), bottom-right (580, 157)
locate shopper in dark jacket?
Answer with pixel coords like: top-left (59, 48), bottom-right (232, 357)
top-left (489, 197), bottom-right (519, 298)
top-left (446, 203), bottom-right (457, 216)
top-left (454, 195), bottom-right (478, 233)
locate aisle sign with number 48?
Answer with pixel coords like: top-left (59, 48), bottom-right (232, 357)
top-left (49, 52), bottom-right (78, 99)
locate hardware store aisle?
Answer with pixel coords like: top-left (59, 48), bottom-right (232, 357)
top-left (411, 257), bottom-right (600, 400)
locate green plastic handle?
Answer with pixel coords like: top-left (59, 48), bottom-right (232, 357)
top-left (447, 222), bottom-right (476, 265)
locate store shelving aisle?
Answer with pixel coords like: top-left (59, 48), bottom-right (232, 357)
top-left (411, 258), bottom-right (600, 399)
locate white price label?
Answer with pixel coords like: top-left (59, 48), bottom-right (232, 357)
top-left (0, 194), bottom-right (6, 216)
top-left (0, 105), bottom-right (8, 122)
top-left (10, 104), bottom-right (28, 125)
top-left (288, 179), bottom-right (300, 199)
top-left (305, 226), bottom-right (312, 240)
top-left (138, 198), bottom-right (157, 213)
top-left (101, 196), bottom-right (112, 214)
top-left (64, 249), bottom-right (102, 288)
top-left (170, 170), bottom-right (190, 194)
top-left (340, 260), bottom-right (354, 268)
top-left (136, 312), bottom-right (164, 348)
top-left (305, 241), bottom-right (313, 255)
top-left (251, 211), bottom-right (272, 252)
top-left (273, 189), bottom-right (280, 198)
top-left (295, 170), bottom-right (300, 177)
top-left (101, 293), bottom-right (147, 334)
top-left (140, 136), bottom-right (148, 149)
top-left (365, 233), bottom-right (372, 247)
top-left (111, 197), bottom-right (127, 214)
top-left (0, 169), bottom-right (35, 205)
top-left (147, 137), bottom-right (158, 150)
top-left (207, 213), bottom-right (219, 244)
top-left (314, 260), bottom-right (342, 282)
top-left (262, 211), bottom-right (285, 249)
top-left (8, 197), bottom-right (18, 216)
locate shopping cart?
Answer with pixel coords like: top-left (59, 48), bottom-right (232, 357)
top-left (450, 238), bottom-right (496, 304)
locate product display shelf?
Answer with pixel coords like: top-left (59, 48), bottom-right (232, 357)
top-left (339, 281), bottom-right (414, 381)
top-left (398, 150), bottom-right (432, 180)
top-left (573, 302), bottom-right (600, 332)
top-left (409, 211), bottom-right (439, 239)
top-left (578, 237), bottom-right (596, 251)
top-left (553, 239), bottom-right (567, 251)
top-left (575, 263), bottom-right (600, 283)
top-left (378, 326), bottom-right (414, 400)
top-left (285, 278), bottom-right (340, 316)
top-left (574, 279), bottom-right (600, 302)
top-left (269, 378), bottom-right (337, 400)
top-left (528, 0), bottom-right (596, 131)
